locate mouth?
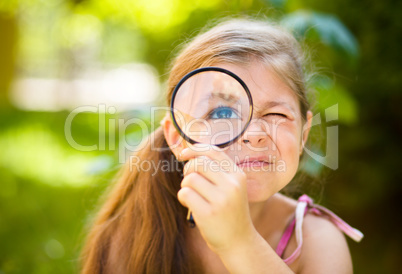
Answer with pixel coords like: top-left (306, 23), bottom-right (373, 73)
top-left (236, 156), bottom-right (275, 168)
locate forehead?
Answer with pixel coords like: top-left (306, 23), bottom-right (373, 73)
top-left (212, 61), bottom-right (300, 114)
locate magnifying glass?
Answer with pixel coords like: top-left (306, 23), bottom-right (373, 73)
top-left (170, 67), bottom-right (253, 227)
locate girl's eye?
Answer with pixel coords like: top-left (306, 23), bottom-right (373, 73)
top-left (265, 113), bottom-right (287, 118)
top-left (209, 107), bottom-right (240, 119)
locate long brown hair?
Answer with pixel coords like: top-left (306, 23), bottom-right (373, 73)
top-left (81, 128), bottom-right (198, 273)
top-left (81, 19), bottom-right (310, 274)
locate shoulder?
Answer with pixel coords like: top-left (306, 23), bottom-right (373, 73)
top-left (297, 212), bottom-right (353, 273)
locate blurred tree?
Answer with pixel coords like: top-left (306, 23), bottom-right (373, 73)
top-left (0, 12), bottom-right (18, 108)
top-left (296, 0), bottom-right (402, 273)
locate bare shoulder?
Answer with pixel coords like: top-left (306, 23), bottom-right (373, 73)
top-left (298, 213), bottom-right (353, 274)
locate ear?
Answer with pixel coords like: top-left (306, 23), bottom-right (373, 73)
top-left (300, 110), bottom-right (313, 155)
top-left (161, 114), bottom-right (186, 158)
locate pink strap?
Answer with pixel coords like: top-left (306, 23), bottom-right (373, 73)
top-left (275, 218), bottom-right (296, 258)
top-left (275, 195), bottom-right (364, 265)
top-left (275, 208), bottom-right (308, 258)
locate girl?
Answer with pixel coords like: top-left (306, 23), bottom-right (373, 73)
top-left (81, 19), bottom-right (363, 273)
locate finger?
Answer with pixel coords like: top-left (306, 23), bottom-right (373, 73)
top-left (183, 157), bottom-right (237, 188)
top-left (180, 144), bottom-right (231, 162)
top-left (177, 186), bottom-right (209, 213)
top-left (181, 172), bottom-right (223, 203)
top-left (184, 156), bottom-right (231, 177)
top-left (180, 144), bottom-right (242, 174)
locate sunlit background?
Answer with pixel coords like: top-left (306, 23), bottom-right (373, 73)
top-left (0, 0), bottom-right (401, 273)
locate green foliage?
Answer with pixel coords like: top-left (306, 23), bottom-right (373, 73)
top-left (312, 75), bottom-right (358, 125)
top-left (281, 10), bottom-right (359, 58)
top-left (0, 108), bottom-right (123, 273)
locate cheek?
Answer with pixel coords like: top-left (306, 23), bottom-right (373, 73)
top-left (276, 125), bottom-right (302, 166)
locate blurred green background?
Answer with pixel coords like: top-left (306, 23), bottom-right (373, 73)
top-left (0, 0), bottom-right (401, 273)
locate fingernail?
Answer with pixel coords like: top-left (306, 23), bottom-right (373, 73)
top-left (179, 148), bottom-right (189, 160)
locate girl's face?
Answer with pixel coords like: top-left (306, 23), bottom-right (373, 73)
top-left (164, 60), bottom-right (312, 204)
top-left (214, 61), bottom-right (312, 203)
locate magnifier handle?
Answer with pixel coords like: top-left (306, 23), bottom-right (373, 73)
top-left (186, 209), bottom-right (196, 228)
top-left (182, 159), bottom-right (196, 228)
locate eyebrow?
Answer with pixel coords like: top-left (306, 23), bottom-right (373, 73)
top-left (255, 101), bottom-right (296, 113)
top-left (189, 92), bottom-right (241, 112)
top-left (208, 92), bottom-right (241, 104)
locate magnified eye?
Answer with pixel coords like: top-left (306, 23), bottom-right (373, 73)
top-left (209, 106), bottom-right (240, 119)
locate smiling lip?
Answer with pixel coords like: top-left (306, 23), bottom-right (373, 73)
top-left (236, 156), bottom-right (274, 168)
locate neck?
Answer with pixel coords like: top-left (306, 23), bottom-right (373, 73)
top-left (248, 201), bottom-right (267, 225)
top-left (248, 194), bottom-right (279, 234)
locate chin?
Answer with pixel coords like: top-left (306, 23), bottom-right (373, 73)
top-left (244, 170), bottom-right (292, 203)
top-left (245, 178), bottom-right (276, 203)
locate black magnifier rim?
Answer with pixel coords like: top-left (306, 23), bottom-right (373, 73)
top-left (170, 66), bottom-right (253, 148)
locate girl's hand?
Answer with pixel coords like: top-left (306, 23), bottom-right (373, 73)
top-left (177, 144), bottom-right (257, 254)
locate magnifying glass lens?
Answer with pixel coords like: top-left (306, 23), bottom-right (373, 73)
top-left (171, 68), bottom-right (252, 147)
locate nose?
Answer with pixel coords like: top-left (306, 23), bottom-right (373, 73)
top-left (240, 118), bottom-right (269, 147)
